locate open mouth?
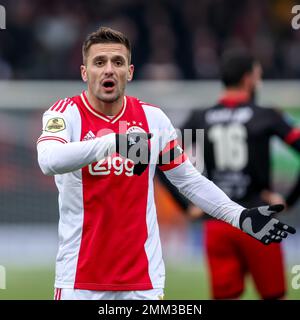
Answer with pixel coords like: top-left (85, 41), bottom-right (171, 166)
top-left (102, 80), bottom-right (115, 90)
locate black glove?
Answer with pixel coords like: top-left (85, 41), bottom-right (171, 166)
top-left (116, 132), bottom-right (152, 176)
top-left (239, 204), bottom-right (296, 245)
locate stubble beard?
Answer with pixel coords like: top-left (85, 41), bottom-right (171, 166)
top-left (96, 92), bottom-right (121, 103)
top-left (93, 84), bottom-right (121, 104)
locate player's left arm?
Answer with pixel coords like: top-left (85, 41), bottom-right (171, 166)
top-left (268, 108), bottom-right (300, 207)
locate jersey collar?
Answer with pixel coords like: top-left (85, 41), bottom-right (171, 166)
top-left (218, 92), bottom-right (250, 108)
top-left (80, 91), bottom-right (127, 123)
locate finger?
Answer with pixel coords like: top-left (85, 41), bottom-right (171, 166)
top-left (272, 237), bottom-right (282, 243)
top-left (275, 221), bottom-right (296, 234)
top-left (268, 232), bottom-right (284, 242)
top-left (280, 231), bottom-right (288, 238)
top-left (270, 228), bottom-right (288, 238)
top-left (268, 204), bottom-right (285, 213)
top-left (263, 235), bottom-right (283, 244)
top-left (261, 236), bottom-right (272, 245)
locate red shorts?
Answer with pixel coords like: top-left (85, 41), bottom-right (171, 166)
top-left (204, 220), bottom-right (286, 299)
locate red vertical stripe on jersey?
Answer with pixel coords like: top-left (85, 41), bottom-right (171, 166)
top-left (74, 96), bottom-right (152, 290)
top-left (56, 288), bottom-right (61, 300)
top-left (50, 100), bottom-right (61, 111)
top-left (59, 100), bottom-right (71, 113)
top-left (53, 100), bottom-right (64, 111)
top-left (49, 98), bottom-right (73, 113)
top-left (54, 288), bottom-right (61, 300)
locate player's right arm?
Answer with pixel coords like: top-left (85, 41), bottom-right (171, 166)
top-left (37, 110), bottom-right (116, 175)
top-left (37, 106), bottom-right (151, 176)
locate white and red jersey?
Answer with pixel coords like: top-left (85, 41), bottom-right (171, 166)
top-left (37, 91), bottom-right (244, 291)
top-left (37, 92), bottom-right (186, 291)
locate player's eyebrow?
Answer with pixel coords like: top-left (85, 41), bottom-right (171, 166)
top-left (111, 55), bottom-right (126, 62)
top-left (92, 54), bottom-right (126, 62)
top-left (92, 55), bottom-right (107, 62)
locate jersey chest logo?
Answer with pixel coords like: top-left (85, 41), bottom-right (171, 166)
top-left (88, 156), bottom-right (134, 176)
top-left (87, 120), bottom-right (148, 177)
top-left (126, 122), bottom-right (146, 135)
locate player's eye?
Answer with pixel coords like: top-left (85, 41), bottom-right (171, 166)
top-left (95, 60), bottom-right (104, 67)
top-left (115, 60), bottom-right (123, 67)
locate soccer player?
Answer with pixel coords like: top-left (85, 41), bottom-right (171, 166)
top-left (159, 50), bottom-right (300, 299)
top-left (37, 28), bottom-right (295, 300)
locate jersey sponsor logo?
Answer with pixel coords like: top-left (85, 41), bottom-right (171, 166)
top-left (45, 118), bottom-right (66, 133)
top-left (0, 5), bottom-right (6, 30)
top-left (88, 156), bottom-right (134, 176)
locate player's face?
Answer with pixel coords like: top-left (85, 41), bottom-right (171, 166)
top-left (81, 43), bottom-right (134, 103)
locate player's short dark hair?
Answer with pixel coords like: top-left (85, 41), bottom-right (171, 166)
top-left (220, 50), bottom-right (256, 87)
top-left (82, 26), bottom-right (132, 65)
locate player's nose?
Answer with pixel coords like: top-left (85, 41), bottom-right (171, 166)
top-left (104, 61), bottom-right (114, 76)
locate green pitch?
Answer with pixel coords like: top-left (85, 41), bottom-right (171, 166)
top-left (0, 263), bottom-right (299, 300)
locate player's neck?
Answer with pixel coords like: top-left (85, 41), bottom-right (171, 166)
top-left (85, 91), bottom-right (124, 116)
top-left (222, 88), bottom-right (249, 99)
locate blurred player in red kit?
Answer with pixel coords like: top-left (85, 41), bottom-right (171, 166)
top-left (37, 28), bottom-right (295, 300)
top-left (159, 50), bottom-right (300, 299)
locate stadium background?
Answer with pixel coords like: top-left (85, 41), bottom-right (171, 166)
top-left (0, 0), bottom-right (300, 299)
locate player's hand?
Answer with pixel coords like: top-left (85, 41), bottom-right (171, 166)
top-left (116, 132), bottom-right (152, 175)
top-left (239, 204), bottom-right (296, 245)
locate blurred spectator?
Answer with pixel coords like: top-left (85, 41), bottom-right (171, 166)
top-left (0, 0), bottom-right (299, 79)
top-left (282, 32), bottom-right (300, 77)
top-left (0, 58), bottom-right (12, 79)
top-left (192, 28), bottom-right (219, 78)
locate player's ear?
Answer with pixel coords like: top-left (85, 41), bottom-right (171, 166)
top-left (241, 72), bottom-right (252, 91)
top-left (81, 65), bottom-right (88, 82)
top-left (127, 64), bottom-right (134, 82)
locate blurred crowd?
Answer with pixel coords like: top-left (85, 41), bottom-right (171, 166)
top-left (0, 0), bottom-right (300, 80)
